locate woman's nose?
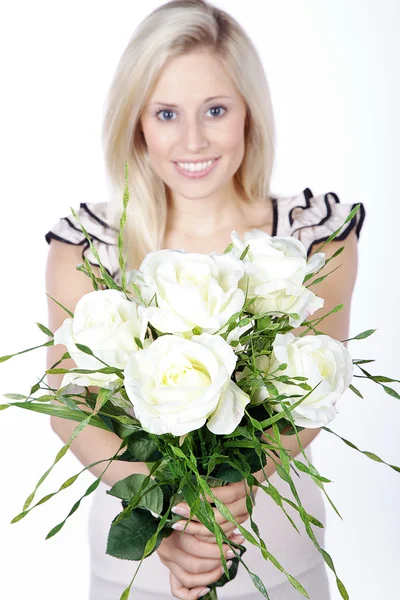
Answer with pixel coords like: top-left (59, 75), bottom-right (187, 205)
top-left (182, 119), bottom-right (208, 152)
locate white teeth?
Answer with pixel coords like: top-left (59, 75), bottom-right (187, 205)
top-left (177, 159), bottom-right (215, 172)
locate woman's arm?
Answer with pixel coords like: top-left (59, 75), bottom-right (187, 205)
top-left (258, 229), bottom-right (360, 479)
top-left (46, 239), bottom-right (151, 487)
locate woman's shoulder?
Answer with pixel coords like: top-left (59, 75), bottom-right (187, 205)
top-left (44, 201), bottom-right (120, 280)
top-left (273, 187), bottom-right (366, 256)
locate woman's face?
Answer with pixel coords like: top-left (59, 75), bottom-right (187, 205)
top-left (140, 50), bottom-right (248, 202)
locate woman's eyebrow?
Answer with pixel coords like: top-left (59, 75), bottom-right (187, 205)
top-left (148, 95), bottom-right (232, 108)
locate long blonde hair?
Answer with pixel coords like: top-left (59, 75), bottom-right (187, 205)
top-left (102, 0), bottom-right (276, 270)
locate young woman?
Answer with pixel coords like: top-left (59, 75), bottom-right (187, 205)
top-left (45, 1), bottom-right (365, 599)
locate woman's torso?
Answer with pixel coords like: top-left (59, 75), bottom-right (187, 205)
top-left (45, 187), bottom-right (366, 596)
top-left (86, 192), bottom-right (327, 596)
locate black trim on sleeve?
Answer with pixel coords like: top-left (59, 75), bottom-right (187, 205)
top-left (271, 197), bottom-right (278, 236)
top-left (44, 229), bottom-right (117, 281)
top-left (288, 188), bottom-right (315, 227)
top-left (60, 217), bottom-right (117, 246)
top-left (306, 201), bottom-right (366, 258)
top-left (303, 187), bottom-right (313, 203)
top-left (45, 231), bottom-right (76, 245)
top-left (289, 191), bottom-right (340, 233)
top-left (80, 203), bottom-right (119, 232)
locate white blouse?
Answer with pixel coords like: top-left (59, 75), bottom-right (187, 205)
top-left (45, 187), bottom-right (366, 597)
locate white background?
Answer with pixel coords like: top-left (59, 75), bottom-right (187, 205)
top-left (0, 1), bottom-right (399, 599)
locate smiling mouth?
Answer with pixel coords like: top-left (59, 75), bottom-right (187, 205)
top-left (173, 157), bottom-right (221, 178)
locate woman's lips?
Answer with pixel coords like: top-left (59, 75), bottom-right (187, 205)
top-left (173, 157), bottom-right (221, 179)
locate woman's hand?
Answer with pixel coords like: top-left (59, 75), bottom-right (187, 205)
top-left (170, 477), bottom-right (260, 543)
top-left (156, 529), bottom-right (245, 599)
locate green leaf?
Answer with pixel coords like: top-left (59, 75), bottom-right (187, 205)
top-left (293, 460), bottom-right (331, 483)
top-left (288, 312), bottom-right (300, 321)
top-left (370, 375), bottom-right (400, 384)
top-left (3, 393), bottom-right (27, 400)
top-left (4, 401), bottom-right (111, 431)
top-left (127, 431), bottom-right (163, 462)
top-left (195, 475), bottom-right (310, 597)
top-left (129, 281), bottom-right (144, 305)
top-left (118, 161), bottom-right (130, 295)
top-left (223, 242), bottom-right (234, 254)
top-left (344, 328), bottom-right (377, 342)
top-left (323, 427), bottom-right (400, 473)
top-left (106, 508), bottom-right (164, 560)
top-left (212, 447), bottom-right (267, 483)
top-left (0, 339), bottom-right (54, 363)
top-left (36, 322), bottom-right (54, 337)
top-left (44, 439), bottom-right (126, 538)
top-left (349, 384), bottom-right (364, 399)
top-left (30, 383), bottom-right (40, 395)
top-left (0, 354), bottom-right (13, 363)
top-left (239, 244), bottom-right (250, 261)
top-left (134, 337), bottom-right (143, 350)
top-left (383, 385), bottom-right (400, 400)
top-left (34, 394), bottom-right (57, 403)
top-left (107, 473), bottom-right (163, 515)
top-left (45, 478), bottom-right (102, 538)
top-left (352, 359), bottom-right (375, 365)
top-left (82, 257), bottom-right (99, 291)
top-left (75, 343), bottom-right (94, 355)
top-left (45, 292), bottom-right (74, 317)
top-left (307, 265), bottom-right (341, 287)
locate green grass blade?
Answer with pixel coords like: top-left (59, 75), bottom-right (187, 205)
top-left (323, 427), bottom-right (400, 473)
top-left (45, 438), bottom-right (126, 539)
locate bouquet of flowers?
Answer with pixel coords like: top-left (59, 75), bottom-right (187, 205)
top-left (2, 166), bottom-right (399, 600)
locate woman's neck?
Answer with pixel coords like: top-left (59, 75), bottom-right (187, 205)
top-left (163, 192), bottom-right (274, 254)
top-left (165, 181), bottom-right (258, 239)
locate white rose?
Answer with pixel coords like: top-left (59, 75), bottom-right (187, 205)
top-left (246, 280), bottom-right (324, 328)
top-left (254, 333), bottom-right (353, 428)
top-left (123, 332), bottom-right (250, 436)
top-left (127, 249), bottom-right (245, 336)
top-left (230, 230), bottom-right (325, 327)
top-left (54, 289), bottom-right (148, 388)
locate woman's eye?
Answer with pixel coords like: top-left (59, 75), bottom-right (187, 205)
top-left (206, 105), bottom-right (227, 118)
top-left (156, 109), bottom-right (176, 121)
top-left (155, 105), bottom-right (227, 122)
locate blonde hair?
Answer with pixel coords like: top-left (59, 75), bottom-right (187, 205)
top-left (102, 0), bottom-right (276, 270)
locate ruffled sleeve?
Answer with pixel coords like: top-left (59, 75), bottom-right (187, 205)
top-left (45, 202), bottom-right (120, 282)
top-left (276, 187), bottom-right (366, 257)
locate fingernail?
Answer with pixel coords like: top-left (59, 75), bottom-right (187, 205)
top-left (197, 588), bottom-right (210, 598)
top-left (232, 535), bottom-right (245, 544)
top-left (171, 506), bottom-right (190, 517)
top-left (226, 560), bottom-right (233, 568)
top-left (171, 521), bottom-right (185, 530)
top-left (226, 550), bottom-right (235, 558)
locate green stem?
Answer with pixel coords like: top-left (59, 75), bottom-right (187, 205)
top-left (198, 427), bottom-right (207, 471)
top-left (202, 587), bottom-right (218, 600)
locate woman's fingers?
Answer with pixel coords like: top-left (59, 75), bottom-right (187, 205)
top-left (160, 532), bottom-right (245, 598)
top-left (167, 557), bottom-right (228, 591)
top-left (169, 572), bottom-right (211, 600)
top-left (203, 478), bottom-right (258, 505)
top-left (176, 530), bottom-right (240, 560)
top-left (173, 493), bottom-right (254, 527)
top-left (167, 546), bottom-right (224, 575)
top-left (173, 512), bottom-right (250, 538)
